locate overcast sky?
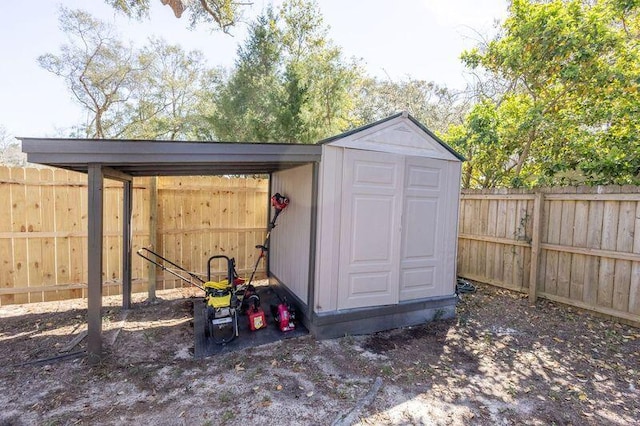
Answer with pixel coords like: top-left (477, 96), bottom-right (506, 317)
top-left (0, 0), bottom-right (508, 138)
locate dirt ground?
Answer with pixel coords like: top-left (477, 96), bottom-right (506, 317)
top-left (1, 282), bottom-right (639, 426)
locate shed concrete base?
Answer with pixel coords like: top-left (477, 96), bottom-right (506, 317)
top-left (268, 276), bottom-right (457, 340)
top-left (309, 296), bottom-right (457, 340)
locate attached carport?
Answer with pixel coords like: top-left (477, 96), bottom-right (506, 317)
top-left (20, 138), bottom-right (321, 362)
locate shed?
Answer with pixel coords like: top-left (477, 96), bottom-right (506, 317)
top-left (269, 112), bottom-right (464, 338)
top-left (20, 112), bottom-right (463, 359)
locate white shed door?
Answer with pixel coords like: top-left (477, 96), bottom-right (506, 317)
top-left (338, 149), bottom-right (402, 309)
top-left (399, 157), bottom-right (448, 300)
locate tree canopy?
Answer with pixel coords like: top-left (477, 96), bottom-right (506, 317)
top-left (39, 7), bottom-right (216, 140)
top-left (35, 0), bottom-right (640, 189)
top-left (209, 0), bottom-right (361, 143)
top-left (450, 0), bottom-right (640, 187)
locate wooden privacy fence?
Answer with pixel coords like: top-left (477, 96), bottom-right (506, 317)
top-left (0, 166), bottom-right (269, 305)
top-left (457, 186), bottom-right (640, 326)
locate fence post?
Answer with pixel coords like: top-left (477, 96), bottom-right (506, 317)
top-left (148, 176), bottom-right (158, 300)
top-left (529, 192), bottom-right (544, 304)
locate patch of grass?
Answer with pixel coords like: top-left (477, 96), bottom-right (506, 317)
top-left (221, 410), bottom-right (235, 422)
top-left (380, 365), bottom-right (394, 376)
top-left (308, 367), bottom-right (325, 384)
top-left (219, 391), bottom-right (234, 403)
top-left (248, 366), bottom-right (263, 380)
top-left (336, 388), bottom-right (350, 399)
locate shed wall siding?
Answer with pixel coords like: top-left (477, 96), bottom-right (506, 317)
top-left (315, 144), bottom-right (462, 314)
top-left (270, 164), bottom-right (313, 304)
top-left (446, 161), bottom-right (463, 292)
top-left (315, 146), bottom-right (344, 312)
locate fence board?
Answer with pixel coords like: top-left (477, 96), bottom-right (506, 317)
top-left (25, 168), bottom-right (44, 303)
top-left (598, 201), bottom-right (619, 308)
top-left (71, 170), bottom-right (87, 299)
top-left (545, 200), bottom-right (562, 296)
top-left (613, 201), bottom-right (635, 312)
top-left (494, 199), bottom-right (507, 283)
top-left (0, 168), bottom-right (13, 304)
top-left (631, 203), bottom-right (640, 315)
top-left (461, 199), bottom-right (472, 276)
top-left (0, 168), bottom-right (269, 305)
top-left (40, 169), bottom-right (56, 299)
top-left (485, 199), bottom-right (497, 281)
top-left (503, 199), bottom-right (517, 290)
top-left (570, 200), bottom-right (589, 301)
top-left (557, 200), bottom-right (575, 298)
top-left (459, 187), bottom-right (640, 326)
top-left (10, 168), bottom-right (28, 304)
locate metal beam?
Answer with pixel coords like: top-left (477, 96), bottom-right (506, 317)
top-left (148, 176), bottom-right (158, 300)
top-left (87, 164), bottom-right (104, 363)
top-left (20, 138), bottom-right (322, 179)
top-left (122, 179), bottom-right (133, 309)
top-left (104, 166), bottom-right (133, 182)
top-left (307, 162), bottom-right (319, 321)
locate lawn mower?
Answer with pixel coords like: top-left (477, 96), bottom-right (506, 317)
top-left (136, 192), bottom-right (292, 344)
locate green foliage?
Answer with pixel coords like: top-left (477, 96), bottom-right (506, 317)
top-left (38, 7), bottom-right (141, 139)
top-left (39, 8), bottom-right (218, 140)
top-left (353, 78), bottom-right (469, 135)
top-left (120, 38), bottom-right (219, 140)
top-left (453, 0), bottom-right (640, 187)
top-left (209, 0), bottom-right (361, 143)
top-left (46, 3), bottom-right (474, 147)
top-left (210, 9), bottom-right (285, 141)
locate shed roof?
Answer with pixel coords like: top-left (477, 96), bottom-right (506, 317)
top-left (320, 112), bottom-right (465, 162)
top-left (19, 138), bottom-right (322, 176)
top-left (19, 113), bottom-right (461, 177)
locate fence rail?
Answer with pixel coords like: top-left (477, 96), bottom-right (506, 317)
top-left (0, 166), bottom-right (269, 305)
top-left (458, 186), bottom-right (640, 326)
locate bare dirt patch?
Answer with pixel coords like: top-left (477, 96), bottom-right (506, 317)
top-left (1, 283), bottom-right (639, 425)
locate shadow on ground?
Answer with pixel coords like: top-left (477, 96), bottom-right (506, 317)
top-left (0, 284), bottom-right (638, 425)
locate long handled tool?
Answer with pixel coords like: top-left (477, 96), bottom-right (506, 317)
top-left (246, 193), bottom-right (290, 286)
top-left (137, 247), bottom-right (207, 291)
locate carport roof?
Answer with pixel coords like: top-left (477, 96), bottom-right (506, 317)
top-left (19, 138), bottom-right (322, 176)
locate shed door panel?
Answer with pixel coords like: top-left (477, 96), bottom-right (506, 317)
top-left (400, 157), bottom-right (448, 300)
top-left (338, 150), bottom-right (402, 309)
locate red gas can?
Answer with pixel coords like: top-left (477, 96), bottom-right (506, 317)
top-left (248, 306), bottom-right (266, 331)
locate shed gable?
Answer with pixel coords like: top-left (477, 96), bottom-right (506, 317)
top-left (324, 114), bottom-right (461, 162)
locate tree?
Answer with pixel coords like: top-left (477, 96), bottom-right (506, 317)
top-left (119, 38), bottom-right (219, 140)
top-left (0, 126), bottom-right (26, 166)
top-left (353, 78), bottom-right (471, 136)
top-left (210, 9), bottom-right (285, 141)
top-left (105, 0), bottom-right (251, 33)
top-left (455, 0), bottom-right (640, 187)
top-left (40, 8), bottom-right (219, 141)
top-left (38, 7), bottom-right (142, 139)
top-left (210, 0), bottom-right (362, 142)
